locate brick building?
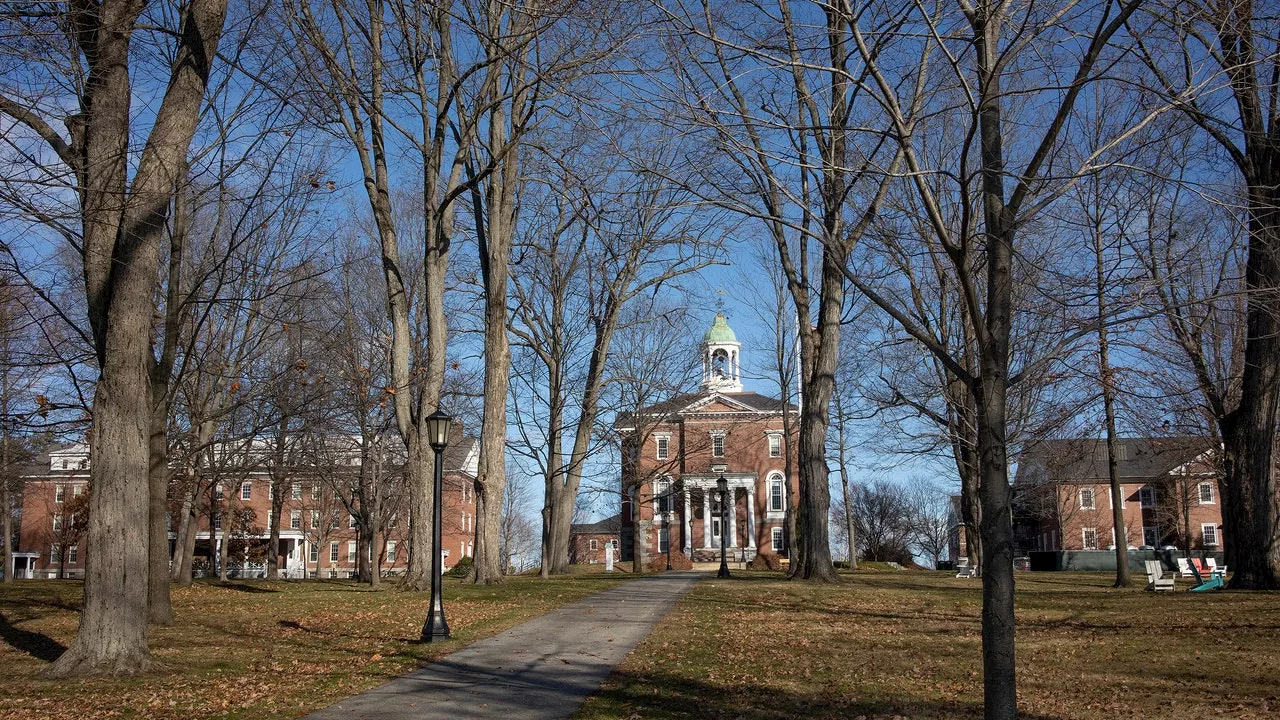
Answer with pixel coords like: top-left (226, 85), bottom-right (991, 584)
top-left (1013, 437), bottom-right (1223, 554)
top-left (616, 313), bottom-right (799, 564)
top-left (12, 436), bottom-right (480, 580)
top-left (568, 515), bottom-right (620, 565)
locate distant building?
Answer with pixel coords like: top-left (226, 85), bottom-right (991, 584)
top-left (1012, 437), bottom-right (1223, 554)
top-left (12, 435), bottom-right (481, 580)
top-left (616, 312), bottom-right (799, 564)
top-left (568, 515), bottom-right (620, 564)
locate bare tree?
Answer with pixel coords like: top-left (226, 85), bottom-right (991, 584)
top-left (0, 0), bottom-right (229, 675)
top-left (1127, 2), bottom-right (1280, 588)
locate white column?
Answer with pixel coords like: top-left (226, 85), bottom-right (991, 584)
top-left (727, 487), bottom-right (738, 548)
top-left (703, 489), bottom-right (715, 550)
top-left (746, 487), bottom-right (756, 549)
top-left (684, 491), bottom-right (693, 554)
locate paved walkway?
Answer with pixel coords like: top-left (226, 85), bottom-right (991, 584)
top-left (302, 572), bottom-right (703, 720)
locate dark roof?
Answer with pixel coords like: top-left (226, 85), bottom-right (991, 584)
top-left (1015, 437), bottom-right (1214, 485)
top-left (615, 391), bottom-right (796, 428)
top-left (570, 514), bottom-right (621, 535)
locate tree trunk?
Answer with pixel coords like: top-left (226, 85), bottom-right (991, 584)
top-left (1220, 201), bottom-right (1280, 589)
top-left (1095, 214), bottom-right (1131, 588)
top-left (792, 257), bottom-right (841, 582)
top-left (147, 399), bottom-right (173, 624)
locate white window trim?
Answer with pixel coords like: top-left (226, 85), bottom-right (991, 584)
top-left (710, 431), bottom-right (726, 458)
top-left (1142, 526), bottom-right (1159, 547)
top-left (347, 540), bottom-right (357, 563)
top-left (766, 473), bottom-right (786, 518)
top-left (329, 542), bottom-right (339, 563)
top-left (1079, 487), bottom-right (1095, 510)
top-left (290, 510), bottom-right (302, 530)
top-left (1082, 527), bottom-right (1099, 550)
top-left (766, 432), bottom-right (783, 458)
top-left (655, 433), bottom-right (671, 461)
top-left (1201, 523), bottom-right (1219, 547)
top-left (240, 481), bottom-right (252, 501)
top-left (771, 527), bottom-right (783, 552)
top-left (1198, 482), bottom-right (1215, 505)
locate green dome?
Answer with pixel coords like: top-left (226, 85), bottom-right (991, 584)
top-left (703, 312), bottom-right (738, 343)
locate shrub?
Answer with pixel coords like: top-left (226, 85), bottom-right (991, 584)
top-left (645, 550), bottom-right (693, 572)
top-left (448, 556), bottom-right (473, 578)
top-left (747, 552), bottom-right (783, 571)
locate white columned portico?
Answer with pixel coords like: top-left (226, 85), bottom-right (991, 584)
top-left (746, 487), bottom-right (756, 549)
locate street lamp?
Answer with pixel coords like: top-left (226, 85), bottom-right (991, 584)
top-left (717, 474), bottom-right (731, 578)
top-left (421, 409), bottom-right (452, 642)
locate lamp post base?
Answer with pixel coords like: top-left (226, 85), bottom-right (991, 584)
top-left (421, 610), bottom-right (451, 643)
top-left (717, 562), bottom-right (730, 578)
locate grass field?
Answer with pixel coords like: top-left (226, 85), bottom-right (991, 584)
top-left (575, 569), bottom-right (1280, 720)
top-left (0, 573), bottom-right (627, 720)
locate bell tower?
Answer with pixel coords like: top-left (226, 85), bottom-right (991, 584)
top-left (700, 312), bottom-right (743, 392)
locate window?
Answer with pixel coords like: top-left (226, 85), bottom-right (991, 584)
top-left (330, 514), bottom-right (340, 531)
top-left (768, 475), bottom-right (785, 513)
top-left (771, 527), bottom-right (784, 552)
top-left (1139, 486), bottom-right (1156, 509)
top-left (292, 482), bottom-right (302, 500)
top-left (388, 514), bottom-right (398, 529)
top-left (655, 477), bottom-right (672, 515)
top-left (656, 435), bottom-right (670, 461)
top-left (290, 510), bottom-right (302, 530)
top-left (349, 514), bottom-right (357, 529)
top-left (52, 515), bottom-right (62, 531)
top-left (214, 513), bottom-right (222, 530)
top-left (329, 542), bottom-right (339, 563)
top-left (215, 483), bottom-right (224, 500)
top-left (347, 541), bottom-right (356, 563)
top-left (711, 433), bottom-right (725, 458)
top-left (61, 458), bottom-right (69, 470)
top-left (72, 484), bottom-right (83, 497)
top-left (268, 484), bottom-right (274, 502)
top-left (240, 481), bottom-right (252, 500)
top-left (768, 433), bottom-right (782, 458)
top-left (68, 546), bottom-right (77, 564)
top-left (1199, 482), bottom-right (1215, 504)
top-left (50, 547), bottom-right (60, 563)
top-left (1079, 488), bottom-right (1095, 510)
top-left (386, 541), bottom-right (397, 563)
top-left (311, 484), bottom-right (320, 500)
top-left (1082, 527), bottom-right (1099, 550)
top-left (1143, 526), bottom-right (1159, 548)
top-left (1202, 524), bottom-right (1219, 547)
top-left (590, 539), bottom-right (598, 551)
top-left (467, 541), bottom-right (473, 557)
top-left (309, 543), bottom-right (318, 563)
top-left (658, 527), bottom-right (669, 553)
top-left (55, 485), bottom-right (65, 503)
top-left (78, 459), bottom-right (89, 470)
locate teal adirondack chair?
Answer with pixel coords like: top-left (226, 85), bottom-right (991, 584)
top-left (1187, 559), bottom-right (1224, 592)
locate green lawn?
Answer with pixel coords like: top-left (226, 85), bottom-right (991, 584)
top-left (0, 573), bottom-right (627, 720)
top-left (575, 569), bottom-right (1280, 720)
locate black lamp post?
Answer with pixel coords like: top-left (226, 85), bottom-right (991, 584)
top-left (421, 409), bottom-right (452, 642)
top-left (717, 474), bottom-right (731, 578)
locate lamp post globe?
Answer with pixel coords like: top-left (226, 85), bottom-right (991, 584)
top-left (717, 474), bottom-right (730, 578)
top-left (421, 409), bottom-right (452, 642)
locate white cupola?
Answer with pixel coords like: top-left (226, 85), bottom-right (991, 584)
top-left (700, 312), bottom-right (743, 392)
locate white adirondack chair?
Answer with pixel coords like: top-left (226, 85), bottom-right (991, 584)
top-left (1176, 557), bottom-right (1195, 578)
top-left (1145, 560), bottom-right (1175, 591)
top-left (1207, 558), bottom-right (1228, 578)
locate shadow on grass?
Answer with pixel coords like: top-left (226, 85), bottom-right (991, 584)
top-left (0, 612), bottom-right (65, 663)
top-left (218, 582), bottom-right (282, 593)
top-left (581, 667), bottom-right (1066, 720)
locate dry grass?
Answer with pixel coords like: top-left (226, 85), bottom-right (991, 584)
top-left (575, 569), bottom-right (1280, 720)
top-left (0, 572), bottom-right (626, 720)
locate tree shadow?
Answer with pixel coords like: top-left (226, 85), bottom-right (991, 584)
top-left (583, 667), bottom-right (1066, 720)
top-left (0, 612), bottom-right (66, 663)
top-left (218, 582), bottom-right (281, 593)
